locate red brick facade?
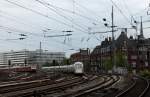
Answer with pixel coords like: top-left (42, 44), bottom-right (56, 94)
top-left (70, 31), bottom-right (150, 72)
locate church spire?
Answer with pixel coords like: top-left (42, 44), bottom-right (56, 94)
top-left (140, 16), bottom-right (144, 38)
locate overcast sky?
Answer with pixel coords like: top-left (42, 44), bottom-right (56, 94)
top-left (0, 0), bottom-right (149, 57)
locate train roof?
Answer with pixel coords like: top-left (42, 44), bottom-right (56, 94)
top-left (74, 62), bottom-right (83, 64)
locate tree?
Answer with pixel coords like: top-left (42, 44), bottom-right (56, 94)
top-left (61, 58), bottom-right (71, 65)
top-left (115, 51), bottom-right (126, 67)
top-left (103, 51), bottom-right (127, 71)
top-left (43, 62), bottom-right (51, 67)
top-left (103, 58), bottom-right (113, 70)
top-left (52, 60), bottom-right (59, 66)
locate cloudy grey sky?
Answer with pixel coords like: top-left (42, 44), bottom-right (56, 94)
top-left (0, 0), bottom-right (149, 57)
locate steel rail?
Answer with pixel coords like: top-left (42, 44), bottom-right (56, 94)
top-left (115, 76), bottom-right (148, 97)
top-left (1, 76), bottom-right (87, 97)
top-left (139, 78), bottom-right (149, 97)
top-left (57, 75), bottom-right (120, 97)
top-left (0, 76), bottom-right (80, 94)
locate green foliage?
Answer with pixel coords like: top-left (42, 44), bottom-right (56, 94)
top-left (127, 64), bottom-right (132, 72)
top-left (102, 51), bottom-right (127, 70)
top-left (115, 51), bottom-right (127, 67)
top-left (140, 70), bottom-right (150, 79)
top-left (43, 62), bottom-right (51, 67)
top-left (43, 60), bottom-right (59, 67)
top-left (42, 58), bottom-right (71, 67)
top-left (103, 58), bottom-right (113, 70)
top-left (61, 58), bottom-right (71, 65)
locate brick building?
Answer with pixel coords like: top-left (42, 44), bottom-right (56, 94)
top-left (70, 20), bottom-right (150, 73)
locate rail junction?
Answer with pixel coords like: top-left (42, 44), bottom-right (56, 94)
top-left (0, 74), bottom-right (150, 97)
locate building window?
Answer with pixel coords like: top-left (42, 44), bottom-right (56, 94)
top-left (132, 62), bottom-right (136, 67)
top-left (145, 55), bottom-right (147, 60)
top-left (131, 55), bottom-right (137, 59)
top-left (145, 62), bottom-right (148, 67)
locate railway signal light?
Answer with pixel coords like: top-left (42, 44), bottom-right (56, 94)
top-left (62, 30), bottom-right (73, 32)
top-left (19, 34), bottom-right (27, 36)
top-left (24, 59), bottom-right (27, 66)
top-left (8, 60), bottom-right (11, 66)
top-left (103, 18), bottom-right (107, 21)
top-left (19, 38), bottom-right (26, 40)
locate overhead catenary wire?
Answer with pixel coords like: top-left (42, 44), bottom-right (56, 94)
top-left (35, 0), bottom-right (89, 32)
top-left (37, 0), bottom-right (105, 36)
top-left (120, 0), bottom-right (132, 16)
top-left (2, 0), bottom-right (140, 53)
top-left (131, 6), bottom-right (149, 18)
top-left (74, 0), bottom-right (104, 24)
top-left (109, 0), bottom-right (135, 27)
top-left (35, 0), bottom-right (92, 30)
top-left (120, 0), bottom-right (150, 24)
top-left (1, 6), bottom-right (82, 50)
top-left (0, 12), bottom-right (81, 51)
top-left (0, 18), bottom-right (79, 50)
top-left (31, 0), bottom-right (93, 34)
top-left (35, 0), bottom-right (104, 44)
top-left (119, 0), bottom-right (137, 23)
top-left (0, 25), bottom-right (40, 37)
top-left (0, 9), bottom-right (68, 39)
top-left (4, 0), bottom-right (111, 41)
top-left (71, 0), bottom-right (117, 42)
top-left (0, 11), bottom-right (75, 35)
top-left (0, 10), bottom-right (50, 32)
top-left (34, 0), bottom-right (102, 25)
top-left (4, 0), bottom-right (90, 34)
top-left (0, 25), bottom-right (78, 47)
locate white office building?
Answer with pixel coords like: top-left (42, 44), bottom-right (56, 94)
top-left (0, 50), bottom-right (65, 66)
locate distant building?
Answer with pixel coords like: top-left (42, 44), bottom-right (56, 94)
top-left (0, 53), bottom-right (5, 65)
top-left (70, 18), bottom-right (150, 73)
top-left (90, 45), bottom-right (102, 72)
top-left (90, 31), bottom-right (150, 72)
top-left (0, 50), bottom-right (65, 66)
top-left (90, 18), bottom-right (150, 72)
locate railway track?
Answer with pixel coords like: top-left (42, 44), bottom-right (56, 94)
top-left (68, 75), bottom-right (120, 97)
top-left (26, 75), bottom-right (96, 97)
top-left (45, 75), bottom-right (119, 97)
top-left (142, 79), bottom-right (150, 97)
top-left (0, 76), bottom-right (89, 97)
top-left (115, 76), bottom-right (149, 97)
top-left (0, 78), bottom-right (54, 93)
top-left (41, 75), bottom-right (101, 96)
top-left (78, 76), bottom-right (121, 97)
top-left (0, 75), bottom-right (121, 97)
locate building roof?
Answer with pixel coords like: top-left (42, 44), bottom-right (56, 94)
top-left (91, 45), bottom-right (101, 55)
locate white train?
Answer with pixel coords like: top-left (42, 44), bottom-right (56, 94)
top-left (42, 62), bottom-right (84, 74)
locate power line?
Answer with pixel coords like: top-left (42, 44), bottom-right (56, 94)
top-left (35, 0), bottom-right (89, 32)
top-left (0, 10), bottom-right (49, 32)
top-left (4, 0), bottom-right (111, 42)
top-left (0, 25), bottom-right (78, 50)
top-left (4, 0), bottom-right (88, 34)
top-left (109, 0), bottom-right (134, 27)
top-left (0, 11), bottom-right (76, 35)
top-left (0, 12), bottom-right (82, 50)
top-left (74, 1), bottom-right (104, 23)
top-left (3, 0), bottom-right (121, 52)
top-left (0, 11), bottom-right (76, 45)
top-left (121, 0), bottom-right (133, 16)
top-left (37, 0), bottom-right (105, 34)
top-left (35, 0), bottom-right (95, 33)
top-left (36, 0), bottom-right (101, 26)
top-left (0, 25), bottom-right (40, 37)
